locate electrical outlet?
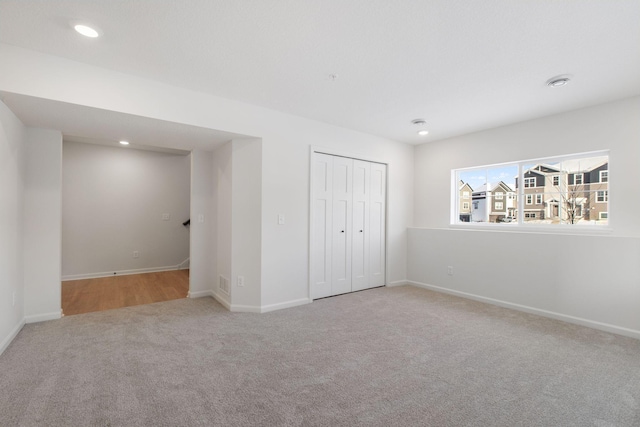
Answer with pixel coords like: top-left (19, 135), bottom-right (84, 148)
top-left (447, 266), bottom-right (453, 276)
top-left (133, 251), bottom-right (139, 258)
top-left (237, 276), bottom-right (245, 287)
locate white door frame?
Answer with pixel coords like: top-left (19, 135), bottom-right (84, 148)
top-left (308, 145), bottom-right (389, 301)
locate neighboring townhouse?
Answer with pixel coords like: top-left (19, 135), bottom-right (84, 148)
top-left (520, 164), bottom-right (559, 221)
top-left (471, 181), bottom-right (516, 223)
top-left (517, 157), bottom-right (608, 223)
top-left (459, 181), bottom-right (473, 222)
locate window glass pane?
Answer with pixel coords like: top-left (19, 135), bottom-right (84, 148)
top-left (453, 152), bottom-right (608, 228)
top-left (456, 169), bottom-right (486, 223)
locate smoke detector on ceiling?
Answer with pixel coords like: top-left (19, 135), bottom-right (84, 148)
top-left (411, 119), bottom-right (429, 136)
top-left (546, 75), bottom-right (571, 87)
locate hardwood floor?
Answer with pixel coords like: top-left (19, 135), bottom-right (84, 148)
top-left (62, 270), bottom-right (190, 316)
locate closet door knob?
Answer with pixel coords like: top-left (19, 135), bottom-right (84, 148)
top-left (359, 230), bottom-right (363, 232)
top-left (341, 230), bottom-right (344, 233)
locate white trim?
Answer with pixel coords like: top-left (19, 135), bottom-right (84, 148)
top-left (188, 290), bottom-right (213, 298)
top-left (25, 310), bottom-right (63, 324)
top-left (211, 291), bottom-right (231, 310)
top-left (406, 280), bottom-right (640, 340)
top-left (600, 170), bottom-right (608, 183)
top-left (386, 280), bottom-right (409, 287)
top-left (260, 298), bottom-right (311, 313)
top-left (62, 265), bottom-right (182, 281)
top-left (228, 298), bottom-right (312, 313)
top-left (177, 258), bottom-right (190, 269)
top-left (0, 318), bottom-right (25, 356)
top-left (596, 190), bottom-right (608, 203)
top-left (573, 173), bottom-right (583, 185)
top-left (229, 304), bottom-right (262, 313)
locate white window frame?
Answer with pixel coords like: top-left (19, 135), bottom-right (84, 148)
top-left (495, 202), bottom-right (503, 210)
top-left (524, 177), bottom-right (536, 188)
top-left (552, 175), bottom-right (559, 186)
top-left (526, 194), bottom-right (533, 205)
top-left (495, 192), bottom-right (504, 200)
top-left (596, 190), bottom-right (608, 203)
top-left (462, 202), bottom-right (469, 210)
top-left (600, 170), bottom-right (608, 183)
top-left (573, 173), bottom-right (583, 185)
top-left (599, 212), bottom-right (608, 220)
top-left (535, 194), bottom-right (543, 204)
top-left (451, 150), bottom-right (610, 232)
top-left (462, 191), bottom-right (470, 199)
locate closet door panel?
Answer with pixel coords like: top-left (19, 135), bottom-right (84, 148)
top-left (352, 160), bottom-right (370, 291)
top-left (331, 156), bottom-right (353, 295)
top-left (369, 163), bottom-right (386, 288)
top-left (311, 153), bottom-right (333, 299)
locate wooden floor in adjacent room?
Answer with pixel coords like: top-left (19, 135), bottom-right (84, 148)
top-left (62, 270), bottom-right (190, 316)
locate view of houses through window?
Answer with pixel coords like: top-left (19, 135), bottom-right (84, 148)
top-left (455, 152), bottom-right (609, 226)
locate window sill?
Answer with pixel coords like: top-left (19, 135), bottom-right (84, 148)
top-left (448, 222), bottom-right (613, 236)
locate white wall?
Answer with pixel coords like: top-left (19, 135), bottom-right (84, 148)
top-left (189, 150), bottom-right (214, 298)
top-left (23, 128), bottom-right (63, 323)
top-left (213, 142), bottom-right (232, 307)
top-left (232, 138), bottom-right (262, 310)
top-left (61, 141), bottom-right (190, 278)
top-left (410, 97), bottom-right (640, 338)
top-left (0, 44), bottom-right (414, 313)
top-left (0, 101), bottom-right (26, 354)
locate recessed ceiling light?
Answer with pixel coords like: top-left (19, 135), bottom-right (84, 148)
top-left (417, 130), bottom-right (429, 136)
top-left (74, 24), bottom-right (100, 38)
top-left (119, 140), bottom-right (130, 145)
top-left (546, 76), bottom-right (571, 87)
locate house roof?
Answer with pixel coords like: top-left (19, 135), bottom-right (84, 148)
top-left (472, 181), bottom-right (514, 194)
top-left (524, 156), bottom-right (608, 175)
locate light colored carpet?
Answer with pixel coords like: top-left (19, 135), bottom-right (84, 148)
top-left (1, 285), bottom-right (639, 426)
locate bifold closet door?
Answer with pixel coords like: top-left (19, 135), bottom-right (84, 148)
top-left (351, 160), bottom-right (370, 291)
top-left (368, 162), bottom-right (386, 288)
top-left (311, 153), bottom-right (333, 299)
top-left (330, 156), bottom-right (353, 296)
top-left (311, 153), bottom-right (386, 299)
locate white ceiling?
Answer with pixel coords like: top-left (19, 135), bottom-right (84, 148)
top-left (1, 0), bottom-right (639, 145)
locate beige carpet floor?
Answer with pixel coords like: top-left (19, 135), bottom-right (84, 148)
top-left (1, 285), bottom-right (639, 426)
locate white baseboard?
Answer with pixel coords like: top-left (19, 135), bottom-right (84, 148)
top-left (25, 310), bottom-right (63, 324)
top-left (386, 280), bottom-right (409, 287)
top-left (229, 298), bottom-right (311, 313)
top-left (260, 298), bottom-right (311, 313)
top-left (407, 280), bottom-right (640, 340)
top-left (188, 290), bottom-right (214, 298)
top-left (178, 258), bottom-right (190, 270)
top-left (62, 265), bottom-right (182, 281)
top-left (229, 304), bottom-right (262, 313)
top-left (212, 292), bottom-right (231, 310)
top-left (0, 318), bottom-right (25, 356)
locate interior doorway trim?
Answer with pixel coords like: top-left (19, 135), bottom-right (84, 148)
top-left (308, 145), bottom-right (390, 301)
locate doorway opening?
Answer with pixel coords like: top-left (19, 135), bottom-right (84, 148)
top-left (60, 140), bottom-right (191, 316)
